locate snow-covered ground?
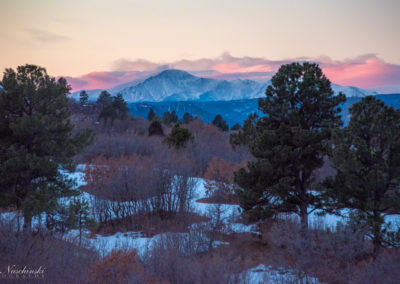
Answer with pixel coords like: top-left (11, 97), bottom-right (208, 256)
top-left (238, 264), bottom-right (321, 284)
top-left (56, 172), bottom-right (256, 257)
top-left (2, 165), bottom-right (400, 284)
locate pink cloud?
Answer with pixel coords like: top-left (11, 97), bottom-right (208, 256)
top-left (322, 55), bottom-right (400, 92)
top-left (64, 71), bottom-right (152, 91)
top-left (62, 53), bottom-right (400, 93)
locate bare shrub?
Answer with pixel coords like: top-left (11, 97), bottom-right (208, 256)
top-left (143, 231), bottom-right (240, 284)
top-left (204, 157), bottom-right (246, 203)
top-left (0, 220), bottom-right (97, 284)
top-left (87, 250), bottom-right (164, 284)
top-left (350, 249), bottom-right (400, 284)
top-left (266, 218), bottom-right (370, 283)
top-left (186, 120), bottom-right (250, 174)
top-left (84, 154), bottom-right (197, 230)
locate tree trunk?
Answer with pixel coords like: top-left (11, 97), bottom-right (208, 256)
top-left (372, 237), bottom-right (381, 259)
top-left (372, 213), bottom-right (382, 259)
top-left (300, 203), bottom-right (310, 251)
top-left (300, 203), bottom-right (309, 236)
top-left (23, 213), bottom-right (32, 233)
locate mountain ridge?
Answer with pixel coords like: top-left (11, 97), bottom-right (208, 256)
top-left (69, 69), bottom-right (378, 102)
top-left (129, 94), bottom-right (400, 127)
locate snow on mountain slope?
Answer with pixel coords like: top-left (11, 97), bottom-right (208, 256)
top-left (68, 69), bottom-right (378, 103)
top-left (119, 69), bottom-right (218, 102)
top-left (331, 84), bottom-right (377, 97)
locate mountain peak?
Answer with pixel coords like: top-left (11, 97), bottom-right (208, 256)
top-left (68, 69), bottom-right (379, 102)
top-left (155, 69), bottom-right (194, 79)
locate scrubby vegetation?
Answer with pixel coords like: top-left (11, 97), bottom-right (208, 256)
top-left (1, 63), bottom-right (399, 283)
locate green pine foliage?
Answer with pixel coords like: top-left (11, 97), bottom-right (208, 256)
top-left (97, 90), bottom-right (113, 108)
top-left (79, 90), bottom-right (89, 106)
top-left (182, 112), bottom-right (194, 124)
top-left (66, 198), bottom-right (97, 245)
top-left (170, 110), bottom-right (178, 124)
top-left (147, 108), bottom-right (156, 121)
top-left (322, 96), bottom-right (400, 256)
top-left (212, 114), bottom-right (229, 132)
top-left (162, 111), bottom-right (171, 125)
top-left (230, 123), bottom-right (241, 131)
top-left (163, 124), bottom-right (193, 149)
top-left (162, 110), bottom-right (179, 125)
top-left (113, 93), bottom-right (128, 119)
top-left (98, 93), bottom-right (129, 125)
top-left (231, 62), bottom-right (346, 232)
top-left (0, 64), bottom-right (93, 231)
top-left (148, 119), bottom-right (164, 136)
top-left (98, 104), bottom-right (118, 125)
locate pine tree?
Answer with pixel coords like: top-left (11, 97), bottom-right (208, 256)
top-left (148, 119), bottom-right (164, 136)
top-left (98, 104), bottom-right (117, 125)
top-left (97, 90), bottom-right (112, 108)
top-left (231, 62), bottom-right (346, 238)
top-left (0, 64), bottom-right (93, 232)
top-left (170, 110), bottom-right (178, 123)
top-left (212, 114), bottom-right (228, 131)
top-left (162, 111), bottom-right (172, 125)
top-left (163, 124), bottom-right (193, 149)
top-left (79, 90), bottom-right (89, 106)
top-left (182, 112), bottom-right (194, 124)
top-left (113, 93), bottom-right (128, 119)
top-left (322, 96), bottom-right (400, 257)
top-left (66, 198), bottom-right (97, 246)
top-left (230, 123), bottom-right (241, 131)
top-left (147, 108), bottom-right (155, 121)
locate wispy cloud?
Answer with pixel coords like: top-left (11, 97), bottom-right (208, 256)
top-left (64, 70), bottom-right (155, 91)
top-left (26, 28), bottom-right (69, 43)
top-left (65, 53), bottom-right (400, 93)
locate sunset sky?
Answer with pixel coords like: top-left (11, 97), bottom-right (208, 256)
top-left (1, 0), bottom-right (399, 93)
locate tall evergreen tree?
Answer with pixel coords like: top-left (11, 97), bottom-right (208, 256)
top-left (0, 64), bottom-right (93, 231)
top-left (113, 93), bottom-right (128, 119)
top-left (182, 112), bottom-right (194, 124)
top-left (98, 104), bottom-right (117, 125)
top-left (230, 123), bottom-right (241, 131)
top-left (66, 198), bottom-right (97, 246)
top-left (79, 90), bottom-right (89, 106)
top-left (162, 111), bottom-right (172, 125)
top-left (163, 124), bottom-right (193, 149)
top-left (170, 110), bottom-right (178, 124)
top-left (322, 96), bottom-right (400, 256)
top-left (98, 93), bottom-right (129, 125)
top-left (147, 108), bottom-right (155, 121)
top-left (212, 114), bottom-right (228, 132)
top-left (148, 120), bottom-right (164, 136)
top-left (231, 62), bottom-right (346, 237)
top-left (97, 90), bottom-right (112, 108)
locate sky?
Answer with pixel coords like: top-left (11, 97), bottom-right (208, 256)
top-left (0, 0), bottom-right (399, 93)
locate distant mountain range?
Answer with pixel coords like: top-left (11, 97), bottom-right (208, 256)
top-left (128, 94), bottom-right (400, 127)
top-left (70, 69), bottom-right (377, 103)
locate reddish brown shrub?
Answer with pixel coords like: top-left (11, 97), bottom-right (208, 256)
top-left (87, 250), bottom-right (165, 284)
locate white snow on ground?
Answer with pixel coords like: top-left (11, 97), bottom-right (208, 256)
top-left (230, 223), bottom-right (259, 234)
top-left (1, 164), bottom-right (398, 284)
top-left (280, 208), bottom-right (400, 233)
top-left (190, 178), bottom-right (260, 235)
top-left (238, 264), bottom-right (321, 284)
top-left (64, 228), bottom-right (229, 258)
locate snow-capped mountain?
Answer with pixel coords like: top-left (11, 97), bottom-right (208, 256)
top-left (69, 69), bottom-right (377, 102)
top-left (118, 69), bottom-right (269, 102)
top-left (331, 84), bottom-right (377, 97)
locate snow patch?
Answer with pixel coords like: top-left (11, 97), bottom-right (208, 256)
top-left (238, 264), bottom-right (321, 284)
